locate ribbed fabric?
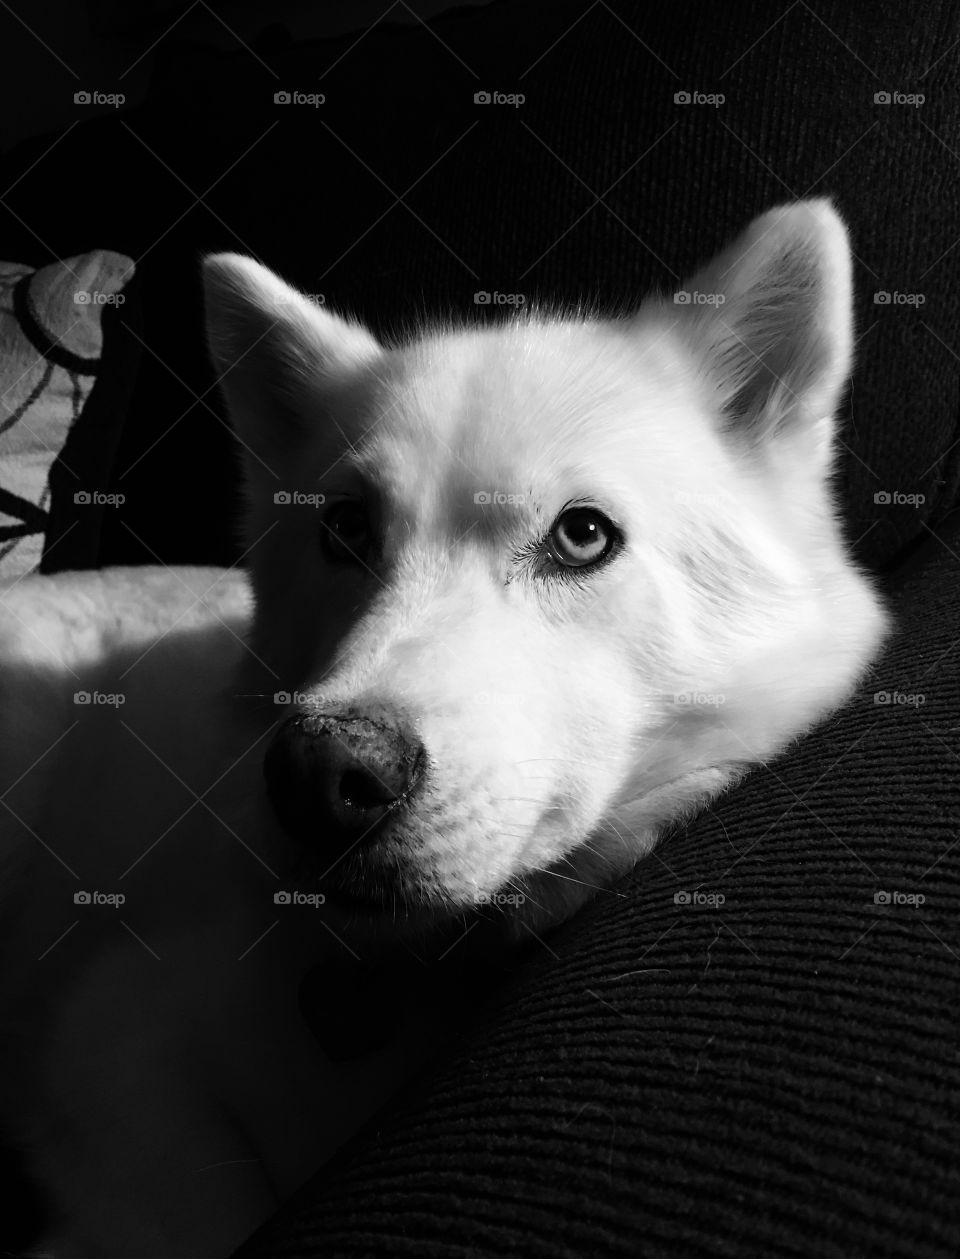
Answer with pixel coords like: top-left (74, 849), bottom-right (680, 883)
top-left (232, 519), bottom-right (960, 1258)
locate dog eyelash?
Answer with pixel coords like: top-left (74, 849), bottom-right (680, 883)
top-left (511, 499), bottom-right (623, 584)
top-left (510, 537), bottom-right (548, 583)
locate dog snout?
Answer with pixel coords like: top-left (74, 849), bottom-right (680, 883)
top-left (263, 710), bottom-right (425, 853)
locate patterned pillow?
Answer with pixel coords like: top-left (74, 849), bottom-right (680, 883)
top-left (0, 250), bottom-right (134, 579)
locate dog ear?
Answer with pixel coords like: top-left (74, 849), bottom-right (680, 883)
top-left (670, 199), bottom-right (852, 457)
top-left (202, 253), bottom-right (382, 475)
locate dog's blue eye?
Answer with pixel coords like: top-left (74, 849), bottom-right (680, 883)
top-left (548, 507), bottom-right (617, 569)
top-left (320, 501), bottom-right (372, 565)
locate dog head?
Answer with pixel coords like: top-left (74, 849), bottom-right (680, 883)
top-left (204, 199), bottom-right (886, 932)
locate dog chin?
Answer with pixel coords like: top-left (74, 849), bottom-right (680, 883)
top-left (320, 871), bottom-right (430, 918)
top-left (291, 848), bottom-right (462, 924)
top-left (310, 856), bottom-right (533, 932)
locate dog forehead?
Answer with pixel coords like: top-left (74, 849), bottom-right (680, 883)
top-left (355, 320), bottom-right (697, 508)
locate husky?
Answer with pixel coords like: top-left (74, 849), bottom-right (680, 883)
top-left (0, 199), bottom-right (887, 1256)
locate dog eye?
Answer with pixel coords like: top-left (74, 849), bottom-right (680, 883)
top-left (548, 507), bottom-right (618, 568)
top-left (320, 501), bottom-right (372, 565)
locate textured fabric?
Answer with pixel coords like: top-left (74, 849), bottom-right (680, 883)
top-left (232, 520), bottom-right (960, 1259)
top-left (0, 251), bottom-right (132, 576)
top-left (2, 0), bottom-right (958, 572)
top-left (40, 270), bottom-right (144, 576)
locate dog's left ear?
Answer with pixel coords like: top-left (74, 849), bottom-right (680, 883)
top-left (670, 198), bottom-right (852, 456)
top-left (202, 253), bottom-right (382, 470)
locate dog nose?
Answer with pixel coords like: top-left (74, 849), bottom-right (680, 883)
top-left (263, 711), bottom-right (425, 853)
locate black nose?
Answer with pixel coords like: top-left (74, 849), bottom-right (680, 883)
top-left (263, 711), bottom-right (425, 854)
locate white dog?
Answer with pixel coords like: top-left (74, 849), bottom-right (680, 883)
top-left (0, 199), bottom-right (887, 1256)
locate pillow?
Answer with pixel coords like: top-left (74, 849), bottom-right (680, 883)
top-left (0, 249), bottom-right (133, 579)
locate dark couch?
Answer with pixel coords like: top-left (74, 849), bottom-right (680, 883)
top-left (3, 1), bottom-right (960, 1254)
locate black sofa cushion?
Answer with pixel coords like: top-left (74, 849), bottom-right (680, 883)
top-left (232, 515), bottom-right (960, 1259)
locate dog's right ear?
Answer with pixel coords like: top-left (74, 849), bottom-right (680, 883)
top-left (202, 254), bottom-right (382, 475)
top-left (668, 199), bottom-right (852, 467)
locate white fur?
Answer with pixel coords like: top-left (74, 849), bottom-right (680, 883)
top-left (0, 199), bottom-right (887, 1255)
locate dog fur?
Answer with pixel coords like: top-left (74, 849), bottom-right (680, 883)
top-left (0, 199), bottom-right (887, 1255)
